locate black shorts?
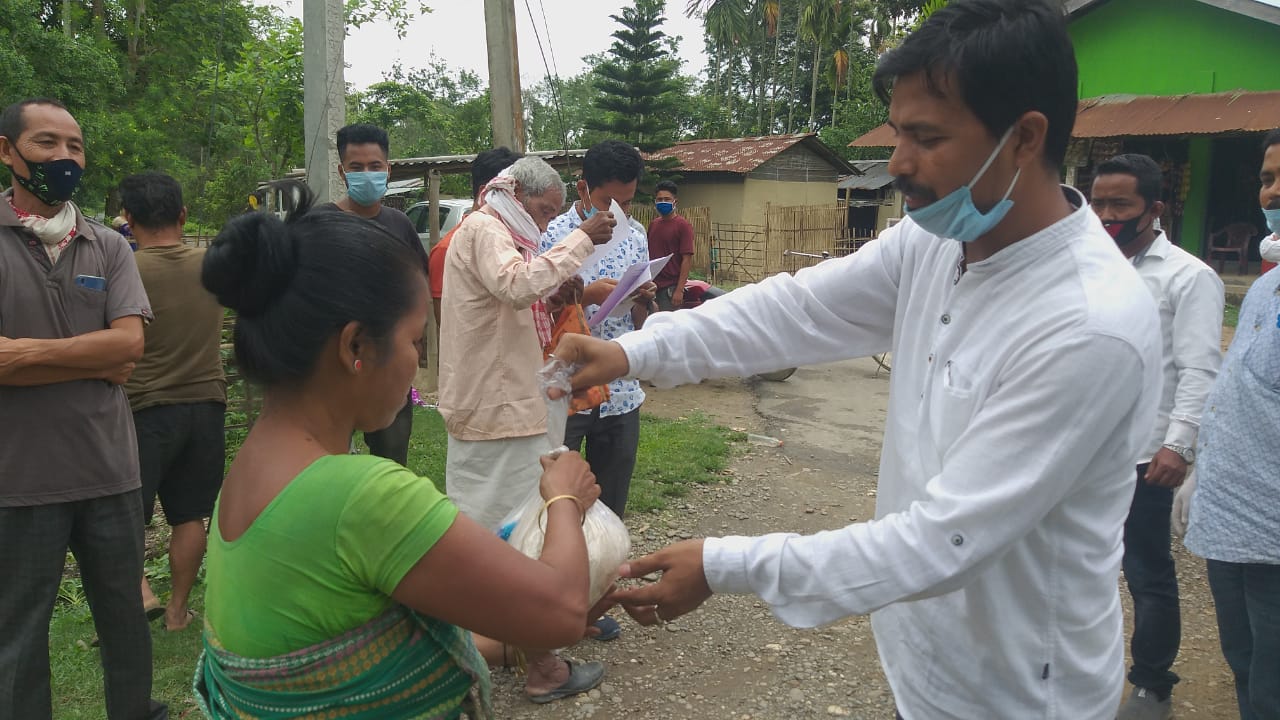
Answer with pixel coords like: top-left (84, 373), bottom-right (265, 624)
top-left (133, 402), bottom-right (226, 525)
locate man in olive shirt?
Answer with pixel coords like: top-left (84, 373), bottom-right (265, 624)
top-left (120, 172), bottom-right (226, 633)
top-left (317, 123), bottom-right (425, 466)
top-left (0, 98), bottom-right (163, 719)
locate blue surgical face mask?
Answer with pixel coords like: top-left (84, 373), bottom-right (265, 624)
top-left (1263, 207), bottom-right (1280, 237)
top-left (345, 171), bottom-right (388, 206)
top-left (905, 126), bottom-right (1021, 243)
top-left (656, 201), bottom-right (675, 216)
top-left (580, 187), bottom-right (601, 219)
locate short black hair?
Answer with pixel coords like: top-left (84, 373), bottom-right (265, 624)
top-left (472, 147), bottom-right (522, 199)
top-left (119, 172), bottom-right (185, 230)
top-left (1094, 154), bottom-right (1164, 206)
top-left (1263, 129), bottom-right (1280, 153)
top-left (654, 180), bottom-right (678, 196)
top-left (202, 184), bottom-right (425, 387)
top-left (582, 140), bottom-right (643, 188)
top-left (872, 0), bottom-right (1077, 168)
top-left (0, 98), bottom-right (70, 143)
top-left (336, 123), bottom-right (389, 161)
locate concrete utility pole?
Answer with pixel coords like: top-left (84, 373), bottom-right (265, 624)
top-left (484, 0), bottom-right (526, 153)
top-left (303, 0), bottom-right (346, 203)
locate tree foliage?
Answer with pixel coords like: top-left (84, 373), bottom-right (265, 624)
top-left (587, 0), bottom-right (684, 152)
top-left (0, 0), bottom-right (928, 231)
top-left (0, 0), bottom-right (465, 230)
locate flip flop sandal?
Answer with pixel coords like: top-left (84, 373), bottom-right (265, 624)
top-left (164, 609), bottom-right (198, 632)
top-left (526, 659), bottom-right (605, 704)
top-left (591, 615), bottom-right (622, 641)
top-left (145, 604), bottom-right (166, 622)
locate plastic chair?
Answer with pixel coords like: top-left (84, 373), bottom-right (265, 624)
top-left (1207, 222), bottom-right (1256, 274)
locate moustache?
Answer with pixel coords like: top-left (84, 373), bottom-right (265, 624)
top-left (893, 177), bottom-right (938, 204)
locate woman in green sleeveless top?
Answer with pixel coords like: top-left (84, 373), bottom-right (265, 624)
top-left (194, 185), bottom-right (605, 718)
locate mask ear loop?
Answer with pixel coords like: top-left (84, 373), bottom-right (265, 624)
top-left (998, 167), bottom-right (1022, 203)
top-left (968, 125), bottom-right (1022, 208)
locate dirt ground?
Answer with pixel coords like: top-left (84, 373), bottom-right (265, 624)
top-left (485, 358), bottom-right (1238, 719)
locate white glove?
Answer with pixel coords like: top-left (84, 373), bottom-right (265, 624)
top-left (1171, 469), bottom-right (1196, 537)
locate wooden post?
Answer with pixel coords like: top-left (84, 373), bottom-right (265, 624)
top-left (428, 170), bottom-right (442, 246)
top-left (422, 170), bottom-right (441, 393)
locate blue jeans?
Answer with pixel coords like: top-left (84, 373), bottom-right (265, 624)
top-left (1121, 464), bottom-right (1181, 697)
top-left (1207, 559), bottom-right (1280, 720)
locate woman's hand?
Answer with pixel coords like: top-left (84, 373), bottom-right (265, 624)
top-left (538, 452), bottom-right (600, 509)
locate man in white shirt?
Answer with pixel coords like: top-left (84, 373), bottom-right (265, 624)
top-left (1090, 154), bottom-right (1224, 720)
top-left (552, 1), bottom-right (1162, 717)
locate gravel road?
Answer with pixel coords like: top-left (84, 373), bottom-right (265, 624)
top-left (487, 358), bottom-right (1237, 720)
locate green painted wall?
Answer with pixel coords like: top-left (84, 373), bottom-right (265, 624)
top-left (1070, 0), bottom-right (1280, 97)
top-left (1183, 138), bottom-right (1214, 255)
top-left (1069, 0), bottom-right (1280, 254)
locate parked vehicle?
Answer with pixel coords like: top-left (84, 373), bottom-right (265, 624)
top-left (678, 279), bottom-right (726, 310)
top-left (405, 198), bottom-right (471, 249)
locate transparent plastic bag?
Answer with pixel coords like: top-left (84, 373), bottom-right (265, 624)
top-left (538, 357), bottom-right (573, 451)
top-left (502, 489), bottom-right (630, 604)
top-left (493, 358), bottom-right (632, 604)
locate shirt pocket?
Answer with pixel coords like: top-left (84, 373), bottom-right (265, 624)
top-left (65, 284), bottom-right (109, 336)
top-left (929, 360), bottom-right (980, 453)
top-left (1240, 329), bottom-right (1280, 393)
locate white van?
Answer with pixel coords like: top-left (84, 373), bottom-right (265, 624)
top-left (406, 199), bottom-right (472, 250)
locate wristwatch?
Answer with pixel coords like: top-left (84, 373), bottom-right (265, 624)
top-left (1162, 443), bottom-right (1195, 465)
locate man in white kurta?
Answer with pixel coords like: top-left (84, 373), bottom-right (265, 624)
top-left (602, 192), bottom-right (1161, 717)
top-left (551, 2), bottom-right (1163, 717)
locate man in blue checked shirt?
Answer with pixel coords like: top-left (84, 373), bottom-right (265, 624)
top-left (1178, 129), bottom-right (1280, 720)
top-left (541, 140), bottom-right (655, 641)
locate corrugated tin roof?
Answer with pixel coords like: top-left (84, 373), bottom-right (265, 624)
top-left (840, 161), bottom-right (894, 190)
top-left (1067, 0), bottom-right (1280, 26)
top-left (849, 90), bottom-right (1280, 147)
top-left (386, 148), bottom-right (588, 182)
top-left (646, 133), bottom-right (856, 175)
top-left (849, 124), bottom-right (898, 148)
top-left (286, 149), bottom-right (590, 183)
top-left (1075, 90), bottom-right (1280, 137)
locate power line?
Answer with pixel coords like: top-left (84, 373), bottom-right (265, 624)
top-left (522, 0), bottom-right (570, 156)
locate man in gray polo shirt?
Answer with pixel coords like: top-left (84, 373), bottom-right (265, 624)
top-left (0, 98), bottom-right (163, 719)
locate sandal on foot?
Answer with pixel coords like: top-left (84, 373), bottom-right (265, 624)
top-left (164, 609), bottom-right (198, 632)
top-left (591, 616), bottom-right (621, 641)
top-left (527, 659), bottom-right (605, 704)
top-left (144, 603), bottom-right (165, 622)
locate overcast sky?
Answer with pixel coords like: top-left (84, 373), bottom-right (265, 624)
top-left (267, 0), bottom-right (708, 91)
top-left (268, 0), bottom-right (1280, 91)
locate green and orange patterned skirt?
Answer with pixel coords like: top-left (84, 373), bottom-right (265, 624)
top-left (194, 605), bottom-right (492, 719)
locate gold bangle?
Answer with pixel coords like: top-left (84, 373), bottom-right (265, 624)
top-left (538, 494), bottom-right (586, 530)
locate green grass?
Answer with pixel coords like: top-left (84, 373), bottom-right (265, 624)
top-left (50, 570), bottom-right (206, 719)
top-left (51, 406), bottom-right (739, 716)
top-left (628, 412), bottom-right (744, 512)
top-left (1225, 303), bottom-right (1240, 328)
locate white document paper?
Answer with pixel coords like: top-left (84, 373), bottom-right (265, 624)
top-left (587, 254), bottom-right (672, 327)
top-left (579, 199), bottom-right (632, 274)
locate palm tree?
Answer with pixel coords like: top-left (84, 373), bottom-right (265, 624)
top-left (688, 0), bottom-right (749, 124)
top-left (798, 0), bottom-right (839, 130)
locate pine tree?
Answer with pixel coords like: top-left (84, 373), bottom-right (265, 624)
top-left (588, 0), bottom-right (683, 152)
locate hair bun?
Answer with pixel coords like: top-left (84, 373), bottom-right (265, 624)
top-left (202, 212), bottom-right (298, 317)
